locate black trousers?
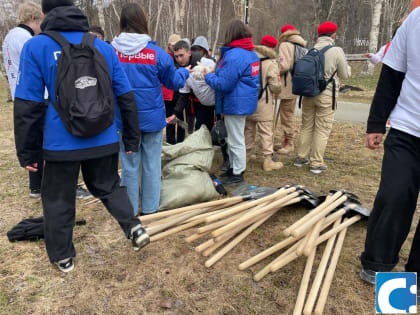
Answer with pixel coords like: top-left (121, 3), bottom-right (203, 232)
top-left (29, 157), bottom-right (43, 190)
top-left (42, 153), bottom-right (141, 263)
top-left (361, 129), bottom-right (420, 272)
top-left (165, 100), bottom-right (185, 144)
top-left (194, 102), bottom-right (215, 133)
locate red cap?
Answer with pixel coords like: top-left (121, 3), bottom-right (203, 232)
top-left (281, 24), bottom-right (296, 33)
top-left (261, 35), bottom-right (278, 48)
top-left (318, 22), bottom-right (338, 35)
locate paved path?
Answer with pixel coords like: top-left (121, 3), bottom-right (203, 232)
top-left (295, 101), bottom-right (370, 123)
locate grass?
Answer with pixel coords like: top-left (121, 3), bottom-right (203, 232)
top-left (0, 76), bottom-right (419, 314)
top-left (338, 62), bottom-right (382, 104)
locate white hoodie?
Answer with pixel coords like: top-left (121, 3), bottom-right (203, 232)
top-left (2, 26), bottom-right (32, 100)
top-left (111, 33), bottom-right (151, 55)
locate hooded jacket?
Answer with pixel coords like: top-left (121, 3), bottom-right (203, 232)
top-left (112, 33), bottom-right (189, 132)
top-left (313, 36), bottom-right (351, 97)
top-left (14, 6), bottom-right (140, 165)
top-left (248, 45), bottom-right (282, 121)
top-left (205, 38), bottom-right (260, 115)
top-left (278, 30), bottom-right (307, 99)
top-left (2, 24), bottom-right (34, 100)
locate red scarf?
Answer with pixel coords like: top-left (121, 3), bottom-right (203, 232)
top-left (229, 37), bottom-right (255, 51)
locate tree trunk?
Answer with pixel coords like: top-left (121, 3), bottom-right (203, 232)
top-left (366, 0), bottom-right (384, 74)
top-left (213, 0), bottom-right (223, 55)
top-left (96, 0), bottom-right (105, 31)
top-left (154, 0), bottom-right (163, 40)
top-left (207, 0), bottom-right (214, 47)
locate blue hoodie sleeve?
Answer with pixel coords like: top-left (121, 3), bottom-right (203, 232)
top-left (111, 50), bottom-right (132, 97)
top-left (15, 42), bottom-right (45, 102)
top-left (157, 50), bottom-right (189, 90)
top-left (205, 56), bottom-right (242, 94)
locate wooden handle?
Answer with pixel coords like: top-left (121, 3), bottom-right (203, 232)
top-left (239, 235), bottom-right (302, 270)
top-left (212, 191), bottom-right (299, 238)
top-left (293, 249), bottom-right (316, 315)
top-left (186, 231), bottom-right (208, 243)
top-left (142, 196), bottom-right (243, 222)
top-left (290, 195), bottom-right (348, 238)
top-left (314, 222), bottom-right (348, 315)
top-left (316, 215), bottom-right (361, 246)
top-left (270, 250), bottom-right (300, 273)
top-left (205, 186), bottom-right (296, 224)
top-left (254, 238), bottom-right (304, 282)
top-left (303, 217), bottom-right (342, 315)
top-left (205, 211), bottom-right (276, 268)
top-left (213, 207), bottom-right (275, 243)
top-left (150, 216), bottom-right (204, 242)
top-left (195, 238), bottom-right (215, 253)
top-left (283, 191), bottom-right (343, 236)
top-left (197, 208), bottom-right (253, 234)
top-left (302, 217), bottom-right (325, 256)
top-left (202, 231), bottom-right (238, 257)
top-left (296, 230), bottom-right (312, 256)
top-left (146, 207), bottom-right (210, 236)
top-left (239, 209), bottom-right (344, 271)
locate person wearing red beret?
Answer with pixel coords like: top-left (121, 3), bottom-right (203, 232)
top-left (294, 22), bottom-right (351, 174)
top-left (275, 25), bottom-right (307, 155)
top-left (245, 35), bottom-right (283, 171)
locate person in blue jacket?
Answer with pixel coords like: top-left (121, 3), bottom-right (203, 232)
top-left (13, 0), bottom-right (149, 273)
top-left (112, 3), bottom-right (189, 216)
top-left (204, 20), bottom-right (260, 186)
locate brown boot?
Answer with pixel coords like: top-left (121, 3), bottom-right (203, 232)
top-left (262, 155), bottom-right (283, 171)
top-left (246, 149), bottom-right (257, 161)
top-left (277, 142), bottom-right (294, 154)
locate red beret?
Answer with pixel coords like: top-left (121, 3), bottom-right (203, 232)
top-left (318, 22), bottom-right (338, 35)
top-left (281, 24), bottom-right (296, 33)
top-left (261, 35), bottom-right (278, 48)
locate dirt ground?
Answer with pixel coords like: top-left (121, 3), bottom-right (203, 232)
top-left (0, 74), bottom-right (419, 315)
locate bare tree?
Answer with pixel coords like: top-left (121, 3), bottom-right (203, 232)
top-left (366, 0), bottom-right (385, 74)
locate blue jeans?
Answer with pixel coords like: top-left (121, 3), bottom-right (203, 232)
top-left (119, 130), bottom-right (163, 215)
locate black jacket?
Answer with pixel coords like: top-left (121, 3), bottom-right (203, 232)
top-left (367, 64), bottom-right (405, 134)
top-left (174, 51), bottom-right (203, 115)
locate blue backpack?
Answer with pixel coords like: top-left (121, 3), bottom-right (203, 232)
top-left (292, 45), bottom-right (337, 108)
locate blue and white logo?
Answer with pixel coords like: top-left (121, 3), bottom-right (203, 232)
top-left (376, 272), bottom-right (417, 314)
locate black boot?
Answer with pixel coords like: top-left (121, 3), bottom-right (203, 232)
top-left (221, 172), bottom-right (245, 187)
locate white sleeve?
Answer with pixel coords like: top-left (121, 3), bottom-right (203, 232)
top-left (369, 45), bottom-right (386, 64)
top-left (179, 78), bottom-right (192, 94)
top-left (383, 16), bottom-right (408, 72)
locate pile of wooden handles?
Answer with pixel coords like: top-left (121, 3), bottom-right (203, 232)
top-left (140, 186), bottom-right (307, 268)
top-left (239, 191), bottom-right (365, 315)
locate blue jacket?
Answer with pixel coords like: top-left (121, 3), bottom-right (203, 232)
top-left (112, 34), bottom-right (189, 132)
top-left (14, 6), bottom-right (140, 164)
top-left (15, 33), bottom-right (131, 152)
top-left (205, 46), bottom-right (259, 115)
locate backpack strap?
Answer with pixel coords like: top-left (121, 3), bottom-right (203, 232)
top-left (41, 31), bottom-right (70, 48)
top-left (327, 70), bottom-right (338, 110)
top-left (259, 57), bottom-right (270, 102)
top-left (81, 32), bottom-right (96, 47)
top-left (319, 45), bottom-right (338, 109)
top-left (319, 45), bottom-right (334, 55)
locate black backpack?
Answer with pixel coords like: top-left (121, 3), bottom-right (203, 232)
top-left (42, 31), bottom-right (114, 138)
top-left (258, 57), bottom-right (270, 103)
top-left (282, 43), bottom-right (308, 87)
top-left (292, 45), bottom-right (338, 109)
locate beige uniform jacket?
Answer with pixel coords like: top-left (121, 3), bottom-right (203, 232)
top-left (248, 45), bottom-right (282, 122)
top-left (314, 36), bottom-right (351, 97)
top-left (278, 30), bottom-right (307, 99)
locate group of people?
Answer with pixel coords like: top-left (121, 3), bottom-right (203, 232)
top-left (4, 0), bottom-right (352, 272)
top-left (4, 0), bottom-right (419, 298)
